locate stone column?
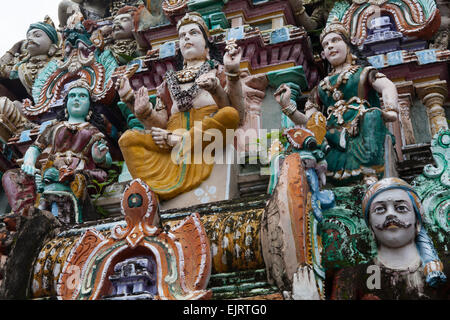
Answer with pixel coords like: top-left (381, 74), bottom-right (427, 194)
top-left (415, 80), bottom-right (449, 136)
top-left (398, 94), bottom-right (416, 146)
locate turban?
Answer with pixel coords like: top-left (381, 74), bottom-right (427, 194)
top-left (28, 22), bottom-right (58, 44)
top-left (362, 178), bottom-right (446, 287)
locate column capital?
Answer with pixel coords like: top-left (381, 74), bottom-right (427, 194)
top-left (415, 80), bottom-right (448, 102)
top-left (414, 80), bottom-right (449, 136)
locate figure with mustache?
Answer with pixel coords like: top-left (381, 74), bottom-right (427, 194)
top-left (9, 19), bottom-right (61, 96)
top-left (0, 19), bottom-right (61, 142)
top-left (116, 12), bottom-right (244, 200)
top-left (329, 177), bottom-right (448, 299)
top-left (276, 18), bottom-right (399, 185)
top-left (106, 5), bottom-right (148, 65)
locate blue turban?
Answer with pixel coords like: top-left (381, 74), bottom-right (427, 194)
top-left (362, 177), bottom-right (447, 287)
top-left (28, 22), bottom-right (58, 44)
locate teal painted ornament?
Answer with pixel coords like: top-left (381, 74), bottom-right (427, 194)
top-left (128, 193), bottom-right (143, 208)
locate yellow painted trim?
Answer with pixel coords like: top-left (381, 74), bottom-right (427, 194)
top-left (241, 62), bottom-right (296, 75)
top-left (151, 36), bottom-right (179, 48)
top-left (412, 76), bottom-right (441, 84)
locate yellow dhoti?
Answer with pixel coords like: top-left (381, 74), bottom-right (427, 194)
top-left (119, 106), bottom-right (240, 200)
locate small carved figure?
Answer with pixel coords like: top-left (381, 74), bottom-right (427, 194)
top-left (277, 19), bottom-right (399, 185)
top-left (2, 80), bottom-right (112, 223)
top-left (288, 0), bottom-right (333, 31)
top-left (106, 5), bottom-right (148, 65)
top-left (10, 18), bottom-right (60, 95)
top-left (116, 12), bottom-right (244, 200)
top-left (0, 18), bottom-right (60, 141)
top-left (58, 0), bottom-right (112, 28)
top-left (330, 178), bottom-right (448, 299)
top-left (430, 28), bottom-right (449, 50)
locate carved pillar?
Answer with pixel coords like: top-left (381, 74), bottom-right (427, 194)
top-left (415, 81), bottom-right (449, 137)
top-left (398, 94), bottom-right (416, 146)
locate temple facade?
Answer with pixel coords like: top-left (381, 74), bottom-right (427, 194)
top-left (0, 0), bottom-right (448, 300)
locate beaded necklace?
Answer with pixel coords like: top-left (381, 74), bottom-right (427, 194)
top-left (165, 60), bottom-right (218, 112)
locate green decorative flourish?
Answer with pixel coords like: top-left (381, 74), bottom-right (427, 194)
top-left (32, 59), bottom-right (59, 104)
top-left (327, 1), bottom-right (351, 23)
top-left (413, 129), bottom-right (450, 246)
top-left (423, 129), bottom-right (450, 187)
top-left (88, 161), bottom-right (123, 218)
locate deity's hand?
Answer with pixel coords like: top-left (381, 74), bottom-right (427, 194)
top-left (151, 127), bottom-right (181, 150)
top-left (223, 39), bottom-right (242, 74)
top-left (115, 64), bottom-right (139, 104)
top-left (134, 86), bottom-right (153, 119)
top-left (290, 265), bottom-right (321, 300)
top-left (274, 83), bottom-right (292, 109)
top-left (92, 140), bottom-right (109, 164)
top-left (381, 109), bottom-right (398, 123)
top-left (196, 73), bottom-right (219, 92)
top-left (21, 163), bottom-right (38, 177)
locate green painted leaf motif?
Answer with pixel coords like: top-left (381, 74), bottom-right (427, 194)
top-left (423, 129), bottom-right (449, 187)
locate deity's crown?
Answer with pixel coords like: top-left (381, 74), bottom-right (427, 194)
top-left (176, 12), bottom-right (210, 38)
top-left (320, 17), bottom-right (349, 44)
top-left (65, 78), bottom-right (92, 96)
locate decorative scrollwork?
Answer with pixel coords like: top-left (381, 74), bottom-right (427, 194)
top-left (423, 129), bottom-right (450, 187)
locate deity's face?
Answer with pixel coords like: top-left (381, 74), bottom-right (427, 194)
top-left (368, 189), bottom-right (418, 249)
top-left (27, 28), bottom-right (53, 57)
top-left (178, 23), bottom-right (208, 62)
top-left (66, 87), bottom-right (90, 121)
top-left (321, 32), bottom-right (349, 68)
top-left (112, 13), bottom-right (134, 40)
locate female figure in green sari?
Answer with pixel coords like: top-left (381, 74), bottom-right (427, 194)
top-left (276, 19), bottom-right (399, 185)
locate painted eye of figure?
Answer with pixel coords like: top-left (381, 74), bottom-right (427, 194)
top-left (395, 204), bottom-right (410, 213)
top-left (128, 193), bottom-right (143, 208)
top-left (373, 205), bottom-right (386, 214)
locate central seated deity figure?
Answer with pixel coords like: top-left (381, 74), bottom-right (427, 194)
top-left (117, 12), bottom-right (244, 200)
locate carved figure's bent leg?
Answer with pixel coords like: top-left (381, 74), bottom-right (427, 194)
top-left (119, 105), bottom-right (240, 200)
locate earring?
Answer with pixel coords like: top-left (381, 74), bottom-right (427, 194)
top-left (86, 110), bottom-right (92, 121)
top-left (64, 108), bottom-right (68, 119)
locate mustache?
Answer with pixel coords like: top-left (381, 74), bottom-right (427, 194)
top-left (27, 40), bottom-right (38, 46)
top-left (113, 25), bottom-right (124, 31)
top-left (374, 216), bottom-right (412, 230)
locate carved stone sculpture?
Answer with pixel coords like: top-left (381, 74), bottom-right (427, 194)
top-left (117, 12), bottom-right (244, 200)
top-left (288, 0), bottom-right (332, 31)
top-left (56, 178), bottom-right (212, 300)
top-left (9, 19), bottom-right (60, 96)
top-left (0, 19), bottom-right (61, 140)
top-left (105, 5), bottom-right (148, 65)
top-left (58, 0), bottom-right (112, 27)
top-left (2, 80), bottom-right (112, 223)
top-left (23, 23), bottom-right (118, 118)
top-left (279, 19), bottom-right (400, 185)
top-left (330, 177), bottom-right (448, 299)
